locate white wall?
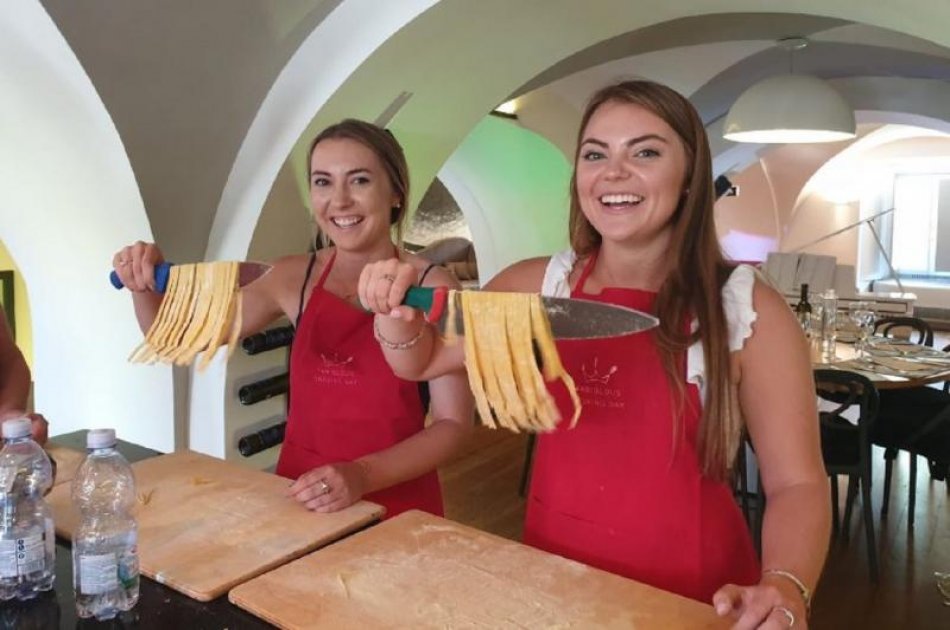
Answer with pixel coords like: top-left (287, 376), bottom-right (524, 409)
top-left (0, 1), bottom-right (173, 450)
top-left (439, 117), bottom-right (572, 282)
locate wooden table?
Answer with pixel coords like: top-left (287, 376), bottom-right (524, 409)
top-left (812, 337), bottom-right (950, 389)
top-left (47, 449), bottom-right (384, 601)
top-left (230, 510), bottom-right (727, 629)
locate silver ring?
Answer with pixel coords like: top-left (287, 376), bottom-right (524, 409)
top-left (318, 480), bottom-right (330, 496)
top-left (774, 606), bottom-right (795, 628)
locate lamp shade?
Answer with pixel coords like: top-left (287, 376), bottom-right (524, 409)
top-left (723, 74), bottom-right (856, 143)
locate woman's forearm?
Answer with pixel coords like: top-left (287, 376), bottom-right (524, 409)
top-left (761, 479), bottom-right (831, 593)
top-left (375, 315), bottom-right (444, 381)
top-left (356, 417), bottom-right (473, 494)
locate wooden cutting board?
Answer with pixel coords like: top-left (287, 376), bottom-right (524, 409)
top-left (229, 510), bottom-right (727, 629)
top-left (46, 444), bottom-right (84, 487)
top-left (47, 450), bottom-right (384, 601)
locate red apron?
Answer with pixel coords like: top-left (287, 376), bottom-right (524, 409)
top-left (524, 253), bottom-right (759, 603)
top-left (275, 253), bottom-right (443, 518)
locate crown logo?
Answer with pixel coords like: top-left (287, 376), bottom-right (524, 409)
top-left (320, 352), bottom-right (354, 367)
top-left (582, 357), bottom-right (618, 385)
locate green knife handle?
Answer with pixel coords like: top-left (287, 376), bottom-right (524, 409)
top-left (403, 286), bottom-right (434, 312)
top-left (403, 286), bottom-right (449, 324)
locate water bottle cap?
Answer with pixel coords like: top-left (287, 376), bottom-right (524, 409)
top-left (87, 428), bottom-right (117, 449)
top-left (1, 417), bottom-right (31, 439)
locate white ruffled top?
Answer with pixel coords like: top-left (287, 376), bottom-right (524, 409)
top-left (541, 249), bottom-right (757, 405)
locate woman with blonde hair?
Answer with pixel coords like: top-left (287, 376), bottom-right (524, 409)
top-left (360, 81), bottom-right (829, 628)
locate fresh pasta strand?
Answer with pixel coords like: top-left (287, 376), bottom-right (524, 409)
top-left (444, 290), bottom-right (580, 432)
top-left (129, 261), bottom-right (242, 372)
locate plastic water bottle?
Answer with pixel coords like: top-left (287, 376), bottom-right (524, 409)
top-left (72, 429), bottom-right (139, 620)
top-left (0, 417), bottom-right (55, 601)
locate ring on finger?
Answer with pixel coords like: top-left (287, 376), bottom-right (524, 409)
top-left (317, 480), bottom-right (330, 496)
top-left (381, 273), bottom-right (396, 283)
top-left (774, 606), bottom-right (795, 628)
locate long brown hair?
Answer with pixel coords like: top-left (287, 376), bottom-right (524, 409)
top-left (568, 80), bottom-right (739, 481)
top-left (307, 119), bottom-right (411, 245)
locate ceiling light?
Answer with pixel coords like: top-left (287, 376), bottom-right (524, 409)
top-left (492, 99), bottom-right (519, 119)
top-left (723, 38), bottom-right (855, 144)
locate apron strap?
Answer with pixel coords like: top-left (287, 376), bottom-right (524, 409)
top-left (295, 252), bottom-right (319, 329)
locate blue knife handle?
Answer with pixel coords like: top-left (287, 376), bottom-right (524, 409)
top-left (110, 262), bottom-right (173, 293)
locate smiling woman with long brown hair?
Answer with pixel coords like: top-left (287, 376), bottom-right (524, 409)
top-left (361, 81), bottom-right (829, 629)
top-left (113, 119), bottom-right (474, 520)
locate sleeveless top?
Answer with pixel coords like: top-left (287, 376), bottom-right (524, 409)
top-left (275, 252), bottom-right (442, 518)
top-left (525, 249), bottom-right (760, 602)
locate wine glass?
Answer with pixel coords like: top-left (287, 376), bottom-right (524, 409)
top-left (848, 302), bottom-right (875, 358)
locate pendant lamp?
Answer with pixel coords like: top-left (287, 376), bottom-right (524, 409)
top-left (723, 38), bottom-right (855, 143)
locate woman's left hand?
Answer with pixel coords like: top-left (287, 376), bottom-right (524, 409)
top-left (712, 579), bottom-right (807, 629)
top-left (286, 461), bottom-right (368, 513)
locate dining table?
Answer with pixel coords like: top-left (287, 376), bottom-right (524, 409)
top-left (811, 335), bottom-right (950, 389)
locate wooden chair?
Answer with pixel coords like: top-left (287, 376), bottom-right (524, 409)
top-left (873, 323), bottom-right (949, 527)
top-left (872, 386), bottom-right (950, 527)
top-left (814, 369), bottom-right (880, 582)
top-left (873, 316), bottom-right (934, 347)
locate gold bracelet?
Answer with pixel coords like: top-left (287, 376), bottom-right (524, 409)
top-left (763, 569), bottom-right (811, 615)
top-left (373, 318), bottom-right (425, 350)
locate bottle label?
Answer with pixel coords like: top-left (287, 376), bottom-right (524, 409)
top-left (79, 553), bottom-right (118, 595)
top-left (15, 530), bottom-right (45, 575)
top-left (0, 539), bottom-right (17, 578)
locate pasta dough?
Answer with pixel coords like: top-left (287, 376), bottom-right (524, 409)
top-left (446, 290), bottom-right (580, 432)
top-left (130, 261), bottom-right (243, 371)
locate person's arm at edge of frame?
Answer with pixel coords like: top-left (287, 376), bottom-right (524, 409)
top-left (715, 279), bottom-right (830, 628)
top-left (0, 306), bottom-right (30, 416)
top-left (0, 305), bottom-right (48, 443)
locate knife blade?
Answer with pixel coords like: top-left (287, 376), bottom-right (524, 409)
top-left (402, 286), bottom-right (658, 340)
top-left (109, 261), bottom-right (272, 293)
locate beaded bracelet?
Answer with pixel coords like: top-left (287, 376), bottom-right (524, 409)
top-left (373, 318), bottom-right (425, 350)
top-left (763, 568), bottom-right (811, 615)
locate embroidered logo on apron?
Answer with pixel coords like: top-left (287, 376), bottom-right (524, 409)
top-left (313, 352), bottom-right (357, 387)
top-left (577, 357), bottom-right (624, 410)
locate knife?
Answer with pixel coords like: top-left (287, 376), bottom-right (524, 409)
top-left (109, 261), bottom-right (272, 293)
top-left (403, 287), bottom-right (658, 340)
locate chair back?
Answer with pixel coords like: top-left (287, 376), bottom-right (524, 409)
top-left (814, 369), bottom-right (879, 474)
top-left (873, 316), bottom-right (934, 347)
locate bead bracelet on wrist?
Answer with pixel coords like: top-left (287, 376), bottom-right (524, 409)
top-left (373, 318), bottom-right (425, 350)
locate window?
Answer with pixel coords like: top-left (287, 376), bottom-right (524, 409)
top-left (891, 173), bottom-right (950, 276)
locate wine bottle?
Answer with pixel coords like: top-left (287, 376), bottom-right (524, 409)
top-left (238, 373), bottom-right (289, 405)
top-left (237, 422), bottom-right (287, 457)
top-left (241, 326), bottom-right (294, 355)
top-left (794, 283), bottom-right (812, 332)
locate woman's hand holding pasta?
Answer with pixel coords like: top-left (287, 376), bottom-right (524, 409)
top-left (112, 240), bottom-right (165, 293)
top-left (358, 258), bottom-right (420, 319)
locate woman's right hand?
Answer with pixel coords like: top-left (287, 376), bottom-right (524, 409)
top-left (358, 258), bottom-right (421, 321)
top-left (112, 241), bottom-right (165, 293)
